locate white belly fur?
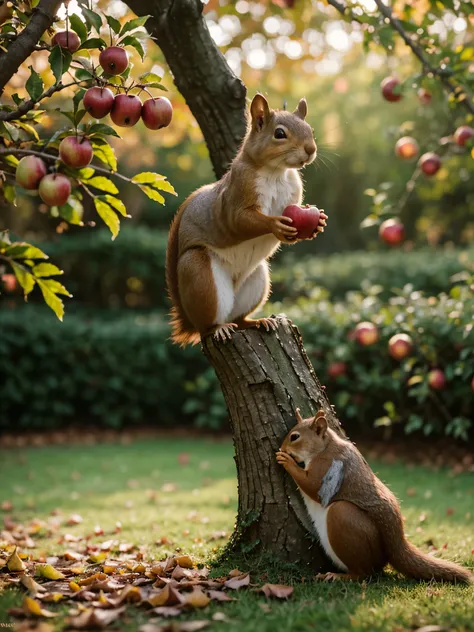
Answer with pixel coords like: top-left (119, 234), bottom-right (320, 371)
top-left (300, 491), bottom-right (348, 571)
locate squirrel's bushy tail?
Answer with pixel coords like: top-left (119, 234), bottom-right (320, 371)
top-left (370, 484), bottom-right (472, 584)
top-left (165, 205), bottom-right (200, 348)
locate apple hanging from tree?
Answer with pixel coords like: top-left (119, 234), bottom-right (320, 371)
top-left (38, 173), bottom-right (71, 206)
top-left (395, 136), bottom-right (419, 160)
top-left (142, 97), bottom-right (173, 130)
top-left (282, 204), bottom-right (321, 239)
top-left (388, 333), bottom-right (413, 360)
top-left (83, 87), bottom-right (115, 119)
top-left (428, 369), bottom-right (446, 390)
top-left (99, 46), bottom-right (129, 76)
top-left (327, 361), bottom-right (346, 378)
top-left (52, 31), bottom-right (81, 53)
top-left (379, 218), bottom-right (405, 246)
top-left (453, 125), bottom-right (474, 147)
top-left (355, 321), bottom-right (379, 346)
top-left (59, 136), bottom-right (93, 168)
top-left (1, 273), bottom-right (17, 293)
top-left (111, 94), bottom-right (142, 127)
top-left (419, 152), bottom-right (441, 176)
top-left (381, 76), bottom-right (402, 102)
top-left (15, 155), bottom-right (47, 190)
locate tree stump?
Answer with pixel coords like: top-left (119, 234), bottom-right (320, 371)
top-left (202, 317), bottom-right (345, 571)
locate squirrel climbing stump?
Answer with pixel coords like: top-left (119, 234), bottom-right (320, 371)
top-left (202, 316), bottom-right (344, 571)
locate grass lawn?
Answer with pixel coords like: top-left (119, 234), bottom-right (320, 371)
top-left (0, 437), bottom-right (473, 631)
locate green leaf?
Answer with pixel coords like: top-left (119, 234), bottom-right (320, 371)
top-left (25, 66), bottom-right (44, 101)
top-left (32, 263), bottom-right (63, 277)
top-left (6, 243), bottom-right (48, 259)
top-left (106, 15), bottom-right (121, 34)
top-left (88, 123), bottom-right (121, 138)
top-left (73, 88), bottom-right (86, 113)
top-left (80, 37), bottom-right (107, 50)
top-left (82, 7), bottom-right (102, 33)
top-left (138, 71), bottom-right (162, 84)
top-left (3, 121), bottom-right (20, 141)
top-left (139, 185), bottom-right (165, 204)
top-left (57, 198), bottom-right (84, 225)
top-left (2, 183), bottom-right (16, 206)
top-left (92, 141), bottom-right (117, 171)
top-left (37, 279), bottom-right (65, 321)
top-left (11, 262), bottom-right (35, 296)
top-left (12, 93), bottom-right (24, 106)
top-left (3, 155), bottom-right (19, 167)
top-left (49, 46), bottom-right (72, 83)
top-left (69, 13), bottom-right (88, 43)
top-left (40, 278), bottom-right (71, 296)
top-left (94, 198), bottom-right (120, 239)
top-left (119, 15), bottom-right (150, 37)
top-left (100, 194), bottom-right (130, 217)
top-left (85, 176), bottom-right (118, 194)
top-left (131, 171), bottom-right (166, 184)
top-left (119, 35), bottom-right (145, 60)
top-left (75, 56), bottom-right (95, 75)
top-left (75, 109), bottom-right (87, 125)
top-left (16, 121), bottom-right (40, 141)
top-left (77, 167), bottom-right (95, 179)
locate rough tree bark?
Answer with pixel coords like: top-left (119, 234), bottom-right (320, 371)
top-left (203, 318), bottom-right (345, 570)
top-left (0, 0), bottom-right (62, 96)
top-left (123, 0), bottom-right (247, 179)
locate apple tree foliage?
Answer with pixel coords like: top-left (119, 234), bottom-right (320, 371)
top-left (0, 0), bottom-right (176, 320)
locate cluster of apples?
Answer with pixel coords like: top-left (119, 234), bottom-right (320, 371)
top-left (52, 33), bottom-right (173, 130)
top-left (328, 323), bottom-right (451, 391)
top-left (15, 153), bottom-right (73, 206)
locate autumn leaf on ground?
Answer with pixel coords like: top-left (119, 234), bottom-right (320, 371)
top-left (175, 555), bottom-right (194, 569)
top-left (65, 606), bottom-right (125, 629)
top-left (20, 574), bottom-right (47, 595)
top-left (22, 595), bottom-right (58, 618)
top-left (184, 587), bottom-right (211, 608)
top-left (224, 572), bottom-right (250, 590)
top-left (7, 546), bottom-right (26, 571)
top-left (208, 590), bottom-right (236, 602)
top-left (35, 564), bottom-right (65, 580)
top-left (66, 514), bottom-right (83, 525)
top-left (147, 584), bottom-right (185, 607)
top-left (150, 606), bottom-right (182, 618)
top-left (259, 584), bottom-right (294, 599)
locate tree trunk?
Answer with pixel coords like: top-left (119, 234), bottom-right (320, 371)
top-left (122, 0), bottom-right (247, 179)
top-left (202, 317), bottom-right (345, 571)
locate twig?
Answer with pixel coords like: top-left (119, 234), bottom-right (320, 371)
top-left (0, 81), bottom-right (85, 123)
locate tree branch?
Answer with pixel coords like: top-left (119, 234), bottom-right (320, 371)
top-left (122, 0), bottom-right (247, 179)
top-left (0, 81), bottom-right (82, 122)
top-left (0, 0), bottom-right (62, 96)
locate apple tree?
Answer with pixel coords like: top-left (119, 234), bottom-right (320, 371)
top-left (0, 0), bottom-right (176, 319)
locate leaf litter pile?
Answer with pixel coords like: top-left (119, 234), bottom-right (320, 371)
top-left (1, 513), bottom-right (294, 630)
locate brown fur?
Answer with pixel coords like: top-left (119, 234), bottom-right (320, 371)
top-left (165, 94), bottom-right (320, 346)
top-left (278, 410), bottom-right (473, 584)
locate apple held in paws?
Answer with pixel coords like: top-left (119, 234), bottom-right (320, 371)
top-left (282, 205), bottom-right (321, 240)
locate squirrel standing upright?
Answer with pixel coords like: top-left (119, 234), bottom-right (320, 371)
top-left (277, 409), bottom-right (472, 583)
top-left (166, 94), bottom-right (327, 346)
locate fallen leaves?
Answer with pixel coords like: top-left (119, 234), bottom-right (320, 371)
top-left (35, 564), bottom-right (65, 580)
top-left (65, 606), bottom-right (125, 629)
top-left (260, 583), bottom-right (294, 599)
top-left (224, 571), bottom-right (250, 590)
top-left (7, 546), bottom-right (26, 571)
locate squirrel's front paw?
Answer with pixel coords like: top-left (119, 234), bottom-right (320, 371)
top-left (276, 451), bottom-right (295, 470)
top-left (272, 216), bottom-right (298, 243)
top-left (309, 210), bottom-right (328, 240)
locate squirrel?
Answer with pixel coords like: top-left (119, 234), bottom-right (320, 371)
top-left (165, 94), bottom-right (328, 346)
top-left (276, 409), bottom-right (473, 584)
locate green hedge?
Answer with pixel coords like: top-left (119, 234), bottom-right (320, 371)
top-left (1, 282), bottom-right (472, 439)
top-left (21, 229), bottom-right (473, 310)
top-left (272, 247), bottom-right (474, 301)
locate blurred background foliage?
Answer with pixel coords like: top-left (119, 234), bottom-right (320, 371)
top-left (1, 0), bottom-right (473, 439)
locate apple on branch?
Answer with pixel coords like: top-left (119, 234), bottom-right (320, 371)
top-left (111, 94), bottom-right (142, 127)
top-left (38, 173), bottom-right (71, 206)
top-left (142, 97), bottom-right (173, 130)
top-left (52, 31), bottom-right (80, 53)
top-left (388, 333), bottom-right (413, 360)
top-left (379, 218), bottom-right (405, 247)
top-left (355, 321), bottom-right (379, 346)
top-left (99, 47), bottom-right (129, 76)
top-left (15, 156), bottom-right (47, 190)
top-left (84, 87), bottom-right (115, 119)
top-left (282, 205), bottom-right (327, 240)
top-left (59, 136), bottom-right (93, 168)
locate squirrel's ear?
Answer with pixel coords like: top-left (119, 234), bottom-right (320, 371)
top-left (250, 94), bottom-right (271, 131)
top-left (310, 410), bottom-right (327, 437)
top-left (295, 408), bottom-right (304, 424)
top-left (294, 98), bottom-right (307, 120)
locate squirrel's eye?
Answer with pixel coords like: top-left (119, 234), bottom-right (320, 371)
top-left (274, 128), bottom-right (287, 140)
top-left (290, 433), bottom-right (300, 442)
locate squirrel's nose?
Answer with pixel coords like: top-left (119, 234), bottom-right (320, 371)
top-left (305, 142), bottom-right (316, 157)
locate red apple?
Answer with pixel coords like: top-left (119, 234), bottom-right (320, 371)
top-left (111, 94), bottom-right (142, 127)
top-left (428, 369), bottom-right (446, 390)
top-left (379, 219), bottom-right (405, 246)
top-left (84, 87), bottom-right (114, 119)
top-left (381, 76), bottom-right (402, 102)
top-left (417, 88), bottom-right (432, 105)
top-left (327, 361), bottom-right (346, 378)
top-left (282, 204), bottom-right (320, 240)
top-left (15, 155), bottom-right (47, 190)
top-left (395, 136), bottom-right (419, 160)
top-left (52, 30), bottom-right (81, 53)
top-left (99, 46), bottom-right (129, 75)
top-left (419, 152), bottom-right (441, 176)
top-left (1, 273), bottom-right (17, 293)
top-left (142, 97), bottom-right (173, 130)
top-left (453, 125), bottom-right (474, 147)
top-left (38, 173), bottom-right (71, 206)
top-left (355, 321), bottom-right (379, 346)
top-left (59, 136), bottom-right (93, 168)
top-left (388, 333), bottom-right (413, 360)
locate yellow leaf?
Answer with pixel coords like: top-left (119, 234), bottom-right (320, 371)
top-left (23, 596), bottom-right (58, 618)
top-left (175, 555), bottom-right (194, 569)
top-left (89, 552), bottom-right (108, 563)
top-left (184, 588), bottom-right (211, 608)
top-left (35, 564), bottom-right (65, 580)
top-left (70, 581), bottom-right (81, 592)
top-left (7, 546), bottom-right (26, 571)
top-left (42, 592), bottom-right (64, 602)
top-left (20, 574), bottom-right (46, 595)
